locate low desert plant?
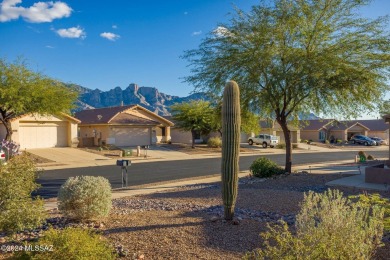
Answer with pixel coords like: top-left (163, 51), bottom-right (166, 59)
top-left (349, 193), bottom-right (390, 232)
top-left (336, 139), bottom-right (343, 144)
top-left (292, 143), bottom-right (298, 149)
top-left (367, 154), bottom-right (375, 160)
top-left (0, 154), bottom-right (46, 233)
top-left (275, 143), bottom-right (286, 149)
top-left (16, 227), bottom-right (116, 260)
top-left (207, 137), bottom-right (222, 148)
top-left (58, 176), bottom-right (112, 221)
top-left (300, 139), bottom-right (308, 143)
top-left (325, 140), bottom-right (330, 144)
top-left (249, 157), bottom-right (285, 178)
top-left (245, 189), bottom-right (384, 259)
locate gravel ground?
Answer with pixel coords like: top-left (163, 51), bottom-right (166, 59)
top-left (1, 172), bottom-right (389, 259)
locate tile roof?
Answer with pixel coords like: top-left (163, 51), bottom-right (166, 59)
top-left (75, 105), bottom-right (137, 124)
top-left (110, 113), bottom-right (159, 125)
top-left (339, 120), bottom-right (387, 131)
top-left (299, 119), bottom-right (335, 131)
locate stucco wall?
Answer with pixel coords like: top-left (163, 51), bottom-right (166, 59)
top-left (170, 128), bottom-right (193, 144)
top-left (300, 131), bottom-right (320, 142)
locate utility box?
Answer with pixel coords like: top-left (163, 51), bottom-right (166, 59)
top-left (121, 149), bottom-right (132, 157)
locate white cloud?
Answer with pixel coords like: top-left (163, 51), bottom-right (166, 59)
top-left (112, 24), bottom-right (117, 29)
top-left (213, 26), bottom-right (234, 38)
top-left (0, 0), bottom-right (72, 23)
top-left (100, 32), bottom-right (120, 41)
top-left (184, 11), bottom-right (188, 15)
top-left (56, 26), bottom-right (85, 39)
top-left (45, 45), bottom-right (54, 48)
top-left (192, 30), bottom-right (202, 36)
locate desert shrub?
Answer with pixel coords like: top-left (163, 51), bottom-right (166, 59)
top-left (244, 189), bottom-right (384, 260)
top-left (336, 139), bottom-right (343, 144)
top-left (207, 137), bottom-right (222, 148)
top-left (325, 140), bottom-right (330, 144)
top-left (367, 154), bottom-right (374, 160)
top-left (349, 193), bottom-right (390, 232)
top-left (300, 139), bottom-right (308, 143)
top-left (292, 143), bottom-right (298, 149)
top-left (0, 154), bottom-right (46, 233)
top-left (275, 143), bottom-right (286, 149)
top-left (58, 176), bottom-right (112, 221)
top-left (250, 157), bottom-right (285, 178)
top-left (16, 227), bottom-right (116, 260)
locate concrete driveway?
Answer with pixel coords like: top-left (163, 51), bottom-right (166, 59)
top-left (27, 148), bottom-right (113, 167)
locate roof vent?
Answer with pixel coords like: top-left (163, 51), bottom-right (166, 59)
top-left (97, 115), bottom-right (102, 121)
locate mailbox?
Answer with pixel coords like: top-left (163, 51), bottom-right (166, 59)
top-left (116, 160), bottom-right (131, 167)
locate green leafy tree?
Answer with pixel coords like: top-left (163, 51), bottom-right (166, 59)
top-left (184, 0), bottom-right (390, 173)
top-left (0, 58), bottom-right (78, 140)
top-left (171, 100), bottom-right (215, 148)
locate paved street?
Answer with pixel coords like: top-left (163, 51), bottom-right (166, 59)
top-left (35, 150), bottom-right (388, 198)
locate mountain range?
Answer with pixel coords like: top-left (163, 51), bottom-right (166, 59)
top-left (68, 83), bottom-right (206, 116)
top-left (68, 83), bottom-right (319, 119)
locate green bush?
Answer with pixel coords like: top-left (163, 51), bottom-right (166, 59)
top-left (0, 154), bottom-right (46, 233)
top-left (58, 176), bottom-right (112, 221)
top-left (300, 139), bottom-right (308, 143)
top-left (207, 137), bottom-right (222, 148)
top-left (349, 193), bottom-right (390, 232)
top-left (292, 143), bottom-right (298, 149)
top-left (275, 143), bottom-right (286, 149)
top-left (16, 227), bottom-right (116, 260)
top-left (336, 139), bottom-right (343, 144)
top-left (245, 189), bottom-right (384, 260)
top-left (325, 140), bottom-right (330, 144)
top-left (249, 157), bottom-right (285, 178)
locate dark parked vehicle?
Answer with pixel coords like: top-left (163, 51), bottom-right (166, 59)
top-left (369, 137), bottom-right (386, 146)
top-left (350, 135), bottom-right (376, 146)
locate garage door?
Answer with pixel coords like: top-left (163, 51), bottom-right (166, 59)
top-left (19, 122), bottom-right (68, 149)
top-left (111, 127), bottom-right (150, 146)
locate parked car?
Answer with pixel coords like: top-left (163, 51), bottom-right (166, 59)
top-left (350, 135), bottom-right (376, 146)
top-left (369, 137), bottom-right (386, 146)
top-left (248, 134), bottom-right (278, 148)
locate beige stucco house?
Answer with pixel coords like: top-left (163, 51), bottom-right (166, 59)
top-left (75, 105), bottom-right (173, 147)
top-left (0, 113), bottom-right (80, 149)
top-left (259, 120), bottom-right (301, 143)
top-left (300, 119), bottom-right (389, 143)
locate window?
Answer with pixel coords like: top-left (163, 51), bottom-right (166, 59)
top-left (319, 131), bottom-right (325, 141)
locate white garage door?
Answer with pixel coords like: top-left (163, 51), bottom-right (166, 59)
top-left (111, 127), bottom-right (150, 146)
top-left (19, 122), bottom-right (68, 149)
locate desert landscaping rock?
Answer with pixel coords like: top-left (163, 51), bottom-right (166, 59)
top-left (1, 172), bottom-right (389, 259)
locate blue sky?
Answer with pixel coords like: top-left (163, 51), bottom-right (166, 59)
top-left (0, 0), bottom-right (389, 111)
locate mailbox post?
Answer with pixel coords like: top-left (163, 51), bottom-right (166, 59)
top-left (143, 145), bottom-right (149, 159)
top-left (116, 159), bottom-right (131, 187)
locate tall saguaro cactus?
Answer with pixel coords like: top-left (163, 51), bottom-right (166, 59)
top-left (221, 80), bottom-right (241, 220)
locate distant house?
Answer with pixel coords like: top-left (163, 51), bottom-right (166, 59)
top-left (300, 119), bottom-right (389, 142)
top-left (75, 105), bottom-right (173, 147)
top-left (259, 120), bottom-right (300, 144)
top-left (0, 113), bottom-right (80, 149)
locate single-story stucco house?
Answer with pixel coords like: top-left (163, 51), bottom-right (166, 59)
top-left (259, 120), bottom-right (301, 144)
top-left (0, 113), bottom-right (80, 149)
top-left (75, 105), bottom-right (174, 147)
top-left (300, 119), bottom-right (389, 143)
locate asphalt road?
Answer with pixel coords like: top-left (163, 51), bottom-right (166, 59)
top-left (36, 150), bottom-right (388, 198)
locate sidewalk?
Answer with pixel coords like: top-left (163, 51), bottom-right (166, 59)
top-left (44, 159), bottom-right (389, 211)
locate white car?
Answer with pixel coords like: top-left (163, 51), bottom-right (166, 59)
top-left (248, 134), bottom-right (279, 148)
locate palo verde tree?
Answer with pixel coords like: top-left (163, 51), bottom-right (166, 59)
top-left (0, 58), bottom-right (77, 140)
top-left (171, 100), bottom-right (215, 148)
top-left (184, 0), bottom-right (390, 173)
